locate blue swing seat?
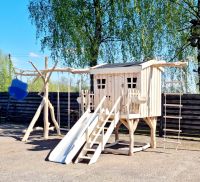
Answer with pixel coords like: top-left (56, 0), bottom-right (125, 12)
top-left (8, 79), bottom-right (28, 100)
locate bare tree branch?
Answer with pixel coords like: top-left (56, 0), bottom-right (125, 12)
top-left (170, 0), bottom-right (199, 18)
top-left (181, 0), bottom-right (198, 14)
top-left (171, 42), bottom-right (191, 61)
top-left (101, 36), bottom-right (121, 43)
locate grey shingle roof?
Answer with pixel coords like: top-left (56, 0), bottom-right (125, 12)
top-left (96, 61), bottom-right (147, 69)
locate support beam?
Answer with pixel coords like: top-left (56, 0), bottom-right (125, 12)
top-left (22, 99), bottom-right (45, 141)
top-left (18, 57), bottom-right (73, 141)
top-left (44, 57), bottom-right (49, 139)
top-left (152, 61), bottom-right (188, 68)
top-left (127, 119), bottom-right (139, 156)
top-left (48, 100), bottom-right (61, 135)
top-left (144, 117), bottom-right (157, 148)
top-left (114, 121), bottom-right (122, 141)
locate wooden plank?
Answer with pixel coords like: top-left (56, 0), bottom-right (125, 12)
top-left (90, 66), bottom-right (142, 75)
top-left (152, 61), bottom-right (187, 68)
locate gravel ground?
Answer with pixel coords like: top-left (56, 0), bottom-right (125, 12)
top-left (0, 123), bottom-right (200, 182)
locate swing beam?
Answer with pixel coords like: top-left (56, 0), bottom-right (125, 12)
top-left (16, 57), bottom-right (90, 141)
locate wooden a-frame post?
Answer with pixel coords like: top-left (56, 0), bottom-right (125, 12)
top-left (44, 57), bottom-right (49, 139)
top-left (22, 57), bottom-right (61, 141)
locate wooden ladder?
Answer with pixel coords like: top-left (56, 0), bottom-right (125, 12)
top-left (163, 71), bottom-right (183, 149)
top-left (75, 96), bottom-right (121, 165)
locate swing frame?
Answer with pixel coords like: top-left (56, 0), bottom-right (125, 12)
top-left (15, 57), bottom-right (90, 141)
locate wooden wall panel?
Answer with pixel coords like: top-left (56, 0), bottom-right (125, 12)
top-left (140, 67), bottom-right (162, 118)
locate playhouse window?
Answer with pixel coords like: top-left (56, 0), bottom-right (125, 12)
top-left (97, 79), bottom-right (106, 89)
top-left (127, 77), bottom-right (137, 88)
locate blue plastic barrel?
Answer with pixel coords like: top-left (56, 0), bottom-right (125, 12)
top-left (8, 79), bottom-right (28, 100)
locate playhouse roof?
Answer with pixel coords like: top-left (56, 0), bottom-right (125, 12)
top-left (94, 61), bottom-right (147, 69)
top-left (90, 59), bottom-right (160, 74)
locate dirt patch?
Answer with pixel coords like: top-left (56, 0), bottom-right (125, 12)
top-left (0, 123), bottom-right (200, 182)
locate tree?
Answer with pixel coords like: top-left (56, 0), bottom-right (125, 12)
top-left (0, 51), bottom-right (13, 92)
top-left (29, 1), bottom-right (198, 64)
top-left (29, 1), bottom-right (188, 66)
top-left (165, 0), bottom-right (200, 92)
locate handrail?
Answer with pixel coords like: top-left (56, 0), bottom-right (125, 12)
top-left (91, 95), bottom-right (106, 117)
top-left (69, 96), bottom-right (107, 150)
top-left (104, 96), bottom-right (121, 123)
top-left (93, 96), bottom-right (121, 138)
top-left (89, 96), bottom-right (121, 148)
top-left (125, 89), bottom-right (145, 118)
top-left (78, 108), bottom-right (90, 122)
top-left (82, 95), bottom-right (107, 129)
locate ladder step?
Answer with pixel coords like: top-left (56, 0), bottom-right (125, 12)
top-left (79, 156), bottom-right (92, 160)
top-left (107, 119), bottom-right (114, 123)
top-left (84, 148), bottom-right (96, 152)
top-left (92, 132), bottom-right (98, 136)
top-left (164, 116), bottom-right (182, 119)
top-left (164, 93), bottom-right (183, 96)
top-left (163, 140), bottom-right (181, 144)
top-left (89, 141), bottom-right (100, 145)
top-left (164, 104), bottom-right (183, 107)
top-left (163, 129), bottom-right (182, 132)
top-left (163, 135), bottom-right (181, 138)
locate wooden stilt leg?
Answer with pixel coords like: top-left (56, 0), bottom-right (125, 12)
top-left (127, 119), bottom-right (133, 156)
top-left (144, 117), bottom-right (157, 148)
top-left (150, 117), bottom-right (157, 148)
top-left (115, 121), bottom-right (122, 141)
top-left (43, 57), bottom-right (49, 139)
top-left (48, 100), bottom-right (61, 135)
top-left (44, 97), bottom-right (49, 139)
top-left (127, 119), bottom-right (139, 156)
top-left (22, 99), bottom-right (45, 142)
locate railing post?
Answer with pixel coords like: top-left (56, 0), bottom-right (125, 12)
top-left (101, 127), bottom-right (104, 150)
top-left (159, 93), bottom-right (164, 137)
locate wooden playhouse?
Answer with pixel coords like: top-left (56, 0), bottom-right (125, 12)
top-left (89, 60), bottom-right (162, 154)
top-left (91, 60), bottom-right (162, 118)
top-left (49, 59), bottom-right (187, 165)
top-left (80, 60), bottom-right (187, 156)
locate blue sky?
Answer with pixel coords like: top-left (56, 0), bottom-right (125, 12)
top-left (0, 1), bottom-right (53, 70)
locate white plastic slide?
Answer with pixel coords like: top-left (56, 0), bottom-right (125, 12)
top-left (48, 110), bottom-right (99, 164)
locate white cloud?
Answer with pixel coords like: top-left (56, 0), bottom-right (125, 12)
top-left (29, 52), bottom-right (40, 58)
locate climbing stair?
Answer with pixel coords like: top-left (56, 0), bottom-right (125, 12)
top-left (163, 70), bottom-right (183, 149)
top-left (75, 96), bottom-right (121, 165)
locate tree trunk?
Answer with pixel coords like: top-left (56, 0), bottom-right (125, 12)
top-left (89, 44), bottom-right (99, 92)
top-left (90, 0), bottom-right (102, 92)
